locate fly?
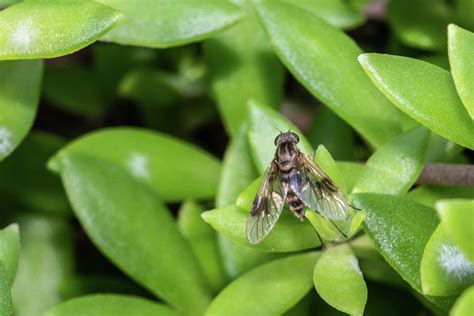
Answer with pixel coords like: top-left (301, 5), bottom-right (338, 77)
top-left (246, 131), bottom-right (350, 245)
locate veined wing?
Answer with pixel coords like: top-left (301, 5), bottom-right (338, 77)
top-left (290, 154), bottom-right (348, 220)
top-left (246, 161), bottom-right (284, 244)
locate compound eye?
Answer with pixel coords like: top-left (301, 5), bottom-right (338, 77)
top-left (274, 135), bottom-right (279, 146)
top-left (292, 133), bottom-right (299, 143)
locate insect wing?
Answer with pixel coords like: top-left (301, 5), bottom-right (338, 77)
top-left (291, 155), bottom-right (348, 220)
top-left (246, 163), bottom-right (284, 244)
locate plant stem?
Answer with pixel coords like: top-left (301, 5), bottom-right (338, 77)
top-left (417, 163), bottom-right (474, 186)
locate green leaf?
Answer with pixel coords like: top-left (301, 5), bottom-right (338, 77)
top-left (283, 0), bottom-right (365, 29)
top-left (406, 185), bottom-right (474, 209)
top-left (247, 100), bottom-right (313, 173)
top-left (0, 224), bottom-right (19, 286)
top-left (421, 224), bottom-right (474, 296)
top-left (448, 24), bottom-right (474, 119)
top-left (386, 0), bottom-right (450, 51)
top-left (0, 262), bottom-right (12, 316)
top-left (0, 132), bottom-right (68, 215)
top-left (313, 244), bottom-right (367, 316)
top-left (204, 1), bottom-right (284, 136)
top-left (216, 125), bottom-right (258, 208)
top-left (350, 235), bottom-right (405, 287)
top-left (352, 193), bottom-right (439, 292)
top-left (177, 201), bottom-right (228, 292)
top-left (48, 128), bottom-right (221, 201)
top-left (11, 216), bottom-right (73, 316)
top-left (255, 0), bottom-right (402, 148)
top-left (0, 60), bottom-right (42, 160)
top-left (202, 205), bottom-right (320, 252)
top-left (358, 53), bottom-right (474, 149)
top-left (455, 0), bottom-right (474, 31)
top-left (0, 0), bottom-right (122, 60)
top-left (436, 199), bottom-right (474, 262)
top-left (44, 294), bottom-right (180, 316)
top-left (205, 252), bottom-right (321, 316)
top-left (54, 154), bottom-right (211, 314)
top-left (352, 126), bottom-right (430, 195)
top-left (43, 65), bottom-right (106, 117)
top-left (451, 286), bottom-right (474, 316)
top-left (97, 0), bottom-right (242, 48)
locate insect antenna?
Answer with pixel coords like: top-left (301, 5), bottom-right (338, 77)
top-left (270, 124), bottom-right (283, 135)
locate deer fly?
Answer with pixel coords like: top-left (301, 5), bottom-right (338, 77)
top-left (246, 131), bottom-right (350, 245)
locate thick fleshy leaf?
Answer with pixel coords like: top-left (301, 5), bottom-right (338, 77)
top-left (451, 286), bottom-right (474, 316)
top-left (0, 60), bottom-right (42, 160)
top-left (255, 0), bottom-right (402, 148)
top-left (177, 201), bottom-right (228, 292)
top-left (436, 199), bottom-right (474, 261)
top-left (352, 193), bottom-right (440, 292)
top-left (202, 205), bottom-right (320, 252)
top-left (359, 54), bottom-right (474, 149)
top-left (0, 263), bottom-right (12, 316)
top-left (44, 294), bottom-right (180, 316)
top-left (350, 235), bottom-right (405, 287)
top-left (421, 224), bottom-right (474, 296)
top-left (48, 128), bottom-right (221, 201)
top-left (0, 132), bottom-right (68, 215)
top-left (11, 216), bottom-right (73, 316)
top-left (204, 1), bottom-right (284, 136)
top-left (54, 154), bottom-right (211, 314)
top-left (313, 244), bottom-right (367, 316)
top-left (352, 126), bottom-right (430, 195)
top-left (205, 252), bottom-right (321, 316)
top-left (247, 101), bottom-right (312, 173)
top-left (336, 162), bottom-right (363, 193)
top-left (283, 0), bottom-right (364, 29)
top-left (406, 185), bottom-right (474, 209)
top-left (448, 24), bottom-right (474, 119)
top-left (0, 224), bottom-right (19, 286)
top-left (97, 0), bottom-right (242, 48)
top-left (386, 0), bottom-right (450, 51)
top-left (0, 0), bottom-right (122, 60)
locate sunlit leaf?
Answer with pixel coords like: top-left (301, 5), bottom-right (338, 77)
top-left (421, 224), bottom-right (474, 296)
top-left (0, 0), bottom-right (122, 60)
top-left (359, 54), bottom-right (474, 149)
top-left (54, 154), bottom-right (211, 314)
top-left (48, 128), bottom-right (221, 201)
top-left (436, 199), bottom-right (474, 261)
top-left (448, 24), bottom-right (474, 119)
top-left (97, 0), bottom-right (242, 48)
top-left (352, 193), bottom-right (439, 292)
top-left (352, 126), bottom-right (430, 195)
top-left (255, 0), bottom-right (402, 148)
top-left (0, 262), bottom-right (12, 316)
top-left (313, 244), bottom-right (367, 315)
top-left (451, 286), bottom-right (474, 316)
top-left (205, 252), bottom-right (321, 316)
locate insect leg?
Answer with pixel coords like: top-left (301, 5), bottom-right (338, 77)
top-left (349, 203), bottom-right (362, 211)
top-left (306, 218), bottom-right (326, 249)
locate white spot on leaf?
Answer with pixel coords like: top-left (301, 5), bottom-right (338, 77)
top-left (0, 127), bottom-right (13, 156)
top-left (127, 152), bottom-right (150, 180)
top-left (11, 18), bottom-right (35, 49)
top-left (438, 243), bottom-right (474, 280)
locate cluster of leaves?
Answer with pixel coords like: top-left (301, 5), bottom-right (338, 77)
top-left (0, 0), bottom-right (473, 315)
